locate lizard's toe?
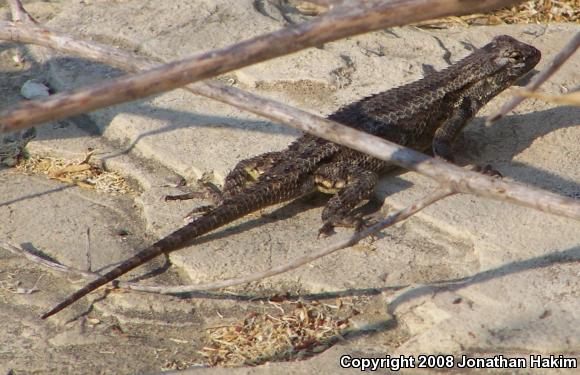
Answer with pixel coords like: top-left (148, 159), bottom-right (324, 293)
top-left (471, 164), bottom-right (502, 178)
top-left (318, 222), bottom-right (336, 238)
top-left (165, 191), bottom-right (206, 201)
top-left (318, 214), bottom-right (366, 238)
top-left (357, 216), bottom-right (382, 242)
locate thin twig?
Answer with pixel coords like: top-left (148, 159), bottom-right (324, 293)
top-left (0, 19), bottom-right (577, 221)
top-left (0, 188), bottom-right (454, 294)
top-left (513, 89), bottom-right (580, 106)
top-left (7, 0), bottom-right (35, 23)
top-left (6, 0), bottom-right (53, 77)
top-left (487, 31), bottom-right (580, 123)
top-left (0, 0), bottom-right (523, 132)
top-left (185, 82), bottom-right (580, 221)
top-left (85, 227), bottom-right (92, 272)
top-left (0, 240), bottom-right (97, 279)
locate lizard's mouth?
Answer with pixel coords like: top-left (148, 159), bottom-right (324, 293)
top-left (513, 69), bottom-right (540, 86)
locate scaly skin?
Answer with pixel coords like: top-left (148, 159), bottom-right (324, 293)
top-left (41, 35), bottom-right (540, 319)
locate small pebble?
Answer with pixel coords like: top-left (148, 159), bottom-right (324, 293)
top-left (20, 80), bottom-right (50, 100)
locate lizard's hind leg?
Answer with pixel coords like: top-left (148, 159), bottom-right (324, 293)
top-left (315, 164), bottom-right (378, 237)
top-left (221, 151), bottom-right (286, 201)
top-left (164, 172), bottom-right (224, 220)
top-left (168, 151), bottom-right (287, 221)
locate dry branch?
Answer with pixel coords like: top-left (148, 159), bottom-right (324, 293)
top-left (0, 0), bottom-right (524, 131)
top-left (514, 90), bottom-right (580, 106)
top-left (0, 15), bottom-right (578, 221)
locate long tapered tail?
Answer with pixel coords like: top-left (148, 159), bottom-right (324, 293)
top-left (40, 201), bottom-right (265, 319)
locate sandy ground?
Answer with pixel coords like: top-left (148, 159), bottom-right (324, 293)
top-left (0, 1), bottom-right (578, 374)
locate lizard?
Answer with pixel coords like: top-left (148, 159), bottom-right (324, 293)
top-left (41, 35), bottom-right (540, 319)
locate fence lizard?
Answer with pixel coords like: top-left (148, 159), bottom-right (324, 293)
top-left (41, 35), bottom-right (540, 319)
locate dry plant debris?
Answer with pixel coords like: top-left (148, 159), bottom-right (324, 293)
top-left (292, 1), bottom-right (330, 15)
top-left (296, 1), bottom-right (578, 24)
top-left (514, 89), bottom-right (580, 105)
top-left (417, 0), bottom-right (579, 27)
top-left (200, 299), bottom-right (354, 367)
top-left (15, 152), bottom-right (136, 195)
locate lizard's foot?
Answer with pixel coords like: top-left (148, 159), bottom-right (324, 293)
top-left (470, 164), bottom-right (502, 178)
top-left (356, 215), bottom-right (383, 242)
top-left (317, 214), bottom-right (365, 238)
top-left (165, 173), bottom-right (224, 203)
top-left (317, 222), bottom-right (336, 238)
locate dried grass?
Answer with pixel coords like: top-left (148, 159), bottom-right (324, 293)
top-left (514, 89), bottom-right (580, 105)
top-left (416, 0), bottom-right (579, 28)
top-left (295, 1), bottom-right (579, 25)
top-left (15, 152), bottom-right (137, 195)
top-left (199, 299), bottom-right (354, 367)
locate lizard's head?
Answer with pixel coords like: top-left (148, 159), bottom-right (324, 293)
top-left (482, 35), bottom-right (541, 83)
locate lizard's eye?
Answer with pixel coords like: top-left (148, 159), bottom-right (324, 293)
top-left (507, 51), bottom-right (523, 60)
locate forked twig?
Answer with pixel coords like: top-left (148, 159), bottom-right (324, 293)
top-left (513, 89), bottom-right (580, 106)
top-left (7, 0), bottom-right (34, 23)
top-left (0, 241), bottom-right (97, 280)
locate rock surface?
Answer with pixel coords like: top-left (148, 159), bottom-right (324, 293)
top-left (0, 1), bottom-right (578, 374)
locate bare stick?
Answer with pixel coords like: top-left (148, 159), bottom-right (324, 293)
top-left (7, 0), bottom-right (35, 23)
top-left (513, 89), bottom-right (580, 106)
top-left (183, 84), bottom-right (580, 221)
top-left (0, 188), bottom-right (454, 294)
top-left (0, 240), bottom-right (97, 280)
top-left (85, 227), bottom-right (92, 272)
top-left (487, 31), bottom-right (580, 124)
top-left (0, 20), bottom-right (577, 221)
top-left (6, 0), bottom-right (53, 74)
top-left (0, 0), bottom-right (523, 132)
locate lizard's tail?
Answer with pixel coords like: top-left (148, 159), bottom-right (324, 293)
top-left (40, 202), bottom-right (257, 319)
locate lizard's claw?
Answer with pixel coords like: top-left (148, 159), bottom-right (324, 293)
top-left (318, 214), bottom-right (368, 239)
top-left (354, 216), bottom-right (381, 242)
top-left (317, 222), bottom-right (336, 238)
top-left (165, 173), bottom-right (224, 203)
top-left (471, 164), bottom-right (502, 178)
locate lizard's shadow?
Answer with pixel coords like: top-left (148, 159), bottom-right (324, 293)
top-left (455, 106), bottom-right (579, 196)
top-left (168, 245), bottom-right (579, 302)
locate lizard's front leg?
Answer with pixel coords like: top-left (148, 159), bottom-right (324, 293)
top-left (433, 94), bottom-right (501, 176)
top-left (315, 164), bottom-right (378, 237)
top-left (432, 97), bottom-right (476, 162)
